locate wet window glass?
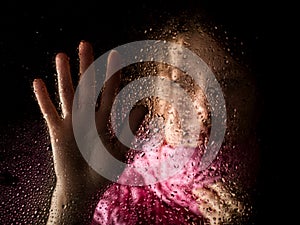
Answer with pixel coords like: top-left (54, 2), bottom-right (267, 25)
top-left (0, 1), bottom-right (281, 225)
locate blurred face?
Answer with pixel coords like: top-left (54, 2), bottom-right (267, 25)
top-left (147, 30), bottom-right (257, 142)
top-left (151, 36), bottom-right (210, 148)
top-left (138, 24), bottom-right (260, 190)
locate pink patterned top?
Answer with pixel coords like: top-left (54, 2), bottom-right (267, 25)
top-left (91, 141), bottom-right (218, 225)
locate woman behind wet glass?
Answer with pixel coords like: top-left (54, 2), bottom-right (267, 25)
top-left (33, 10), bottom-right (260, 225)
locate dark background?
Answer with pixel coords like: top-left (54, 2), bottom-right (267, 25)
top-left (0, 0), bottom-right (292, 224)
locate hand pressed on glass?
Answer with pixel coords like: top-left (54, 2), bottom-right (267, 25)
top-left (33, 41), bottom-right (143, 224)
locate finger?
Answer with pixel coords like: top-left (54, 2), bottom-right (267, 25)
top-left (33, 79), bottom-right (61, 128)
top-left (56, 53), bottom-right (74, 118)
top-left (209, 181), bottom-right (235, 203)
top-left (96, 50), bottom-right (149, 161)
top-left (193, 188), bottom-right (225, 223)
top-left (79, 41), bottom-right (94, 79)
top-left (208, 181), bottom-right (243, 212)
top-left (193, 187), bottom-right (220, 204)
top-left (77, 41), bottom-right (96, 110)
top-left (96, 50), bottom-right (122, 127)
top-left (101, 50), bottom-right (122, 107)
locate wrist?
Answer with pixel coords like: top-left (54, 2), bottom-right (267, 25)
top-left (47, 183), bottom-right (102, 225)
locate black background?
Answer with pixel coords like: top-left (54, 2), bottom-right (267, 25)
top-left (0, 0), bottom-right (292, 224)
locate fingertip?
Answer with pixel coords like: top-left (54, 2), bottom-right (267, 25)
top-left (79, 40), bottom-right (94, 76)
top-left (107, 50), bottom-right (122, 79)
top-left (55, 52), bottom-right (69, 64)
top-left (108, 50), bottom-right (121, 63)
top-left (79, 40), bottom-right (93, 53)
top-left (33, 78), bottom-right (43, 90)
top-left (33, 78), bottom-right (41, 84)
top-left (79, 40), bottom-right (88, 46)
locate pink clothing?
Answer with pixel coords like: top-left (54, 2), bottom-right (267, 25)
top-left (92, 142), bottom-right (219, 225)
